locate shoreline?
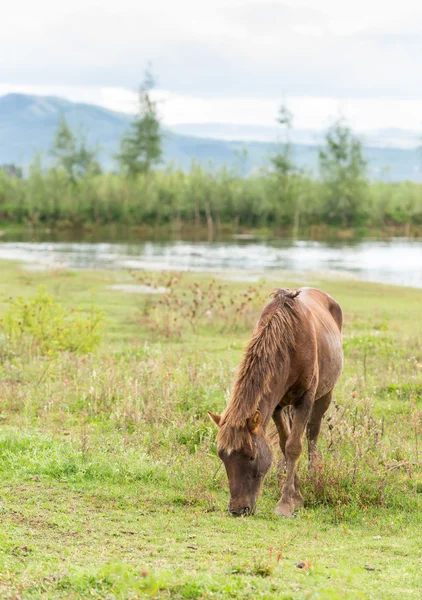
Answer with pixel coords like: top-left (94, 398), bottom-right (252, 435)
top-left (1, 222), bottom-right (422, 243)
top-left (0, 257), bottom-right (420, 291)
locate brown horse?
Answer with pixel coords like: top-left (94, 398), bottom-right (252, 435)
top-left (209, 287), bottom-right (343, 517)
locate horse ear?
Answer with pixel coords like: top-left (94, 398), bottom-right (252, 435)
top-left (247, 410), bottom-right (262, 434)
top-left (208, 411), bottom-right (221, 427)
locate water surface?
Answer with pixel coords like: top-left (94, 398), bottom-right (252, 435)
top-left (0, 235), bottom-right (421, 288)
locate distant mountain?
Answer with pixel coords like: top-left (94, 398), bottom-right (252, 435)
top-left (0, 93), bottom-right (132, 168)
top-left (171, 123), bottom-right (422, 149)
top-left (0, 93), bottom-right (421, 181)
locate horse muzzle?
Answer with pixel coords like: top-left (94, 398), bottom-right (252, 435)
top-left (228, 503), bottom-right (255, 517)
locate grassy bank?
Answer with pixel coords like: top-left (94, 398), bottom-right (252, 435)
top-left (0, 261), bottom-right (421, 599)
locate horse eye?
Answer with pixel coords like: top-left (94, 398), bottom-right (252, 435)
top-left (249, 456), bottom-right (255, 462)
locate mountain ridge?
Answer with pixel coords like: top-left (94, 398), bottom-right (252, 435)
top-left (0, 93), bottom-right (421, 181)
top-left (170, 122), bottom-right (421, 149)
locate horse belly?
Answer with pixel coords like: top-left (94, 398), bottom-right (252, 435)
top-left (316, 330), bottom-right (343, 399)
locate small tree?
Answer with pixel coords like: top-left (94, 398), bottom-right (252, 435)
top-left (51, 116), bottom-right (101, 182)
top-left (0, 164), bottom-right (23, 179)
top-left (117, 68), bottom-right (162, 176)
top-left (319, 119), bottom-right (368, 226)
top-left (269, 103), bottom-right (301, 229)
top-left (271, 104), bottom-right (295, 177)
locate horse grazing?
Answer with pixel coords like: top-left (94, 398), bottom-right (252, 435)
top-left (209, 287), bottom-right (343, 517)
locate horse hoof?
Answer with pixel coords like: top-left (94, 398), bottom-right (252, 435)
top-left (293, 495), bottom-right (304, 510)
top-left (275, 503), bottom-right (296, 517)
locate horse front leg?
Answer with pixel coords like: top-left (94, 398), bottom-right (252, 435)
top-left (275, 390), bottom-right (314, 517)
top-left (273, 406), bottom-right (302, 508)
top-left (272, 406), bottom-right (290, 480)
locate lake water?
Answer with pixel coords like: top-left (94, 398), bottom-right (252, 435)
top-left (0, 236), bottom-right (421, 288)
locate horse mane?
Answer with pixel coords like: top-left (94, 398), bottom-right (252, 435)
top-left (217, 288), bottom-right (300, 453)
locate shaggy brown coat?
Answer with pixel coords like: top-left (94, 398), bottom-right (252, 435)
top-left (210, 287), bottom-right (343, 517)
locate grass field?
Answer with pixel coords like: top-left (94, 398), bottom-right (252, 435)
top-left (0, 260), bottom-right (421, 599)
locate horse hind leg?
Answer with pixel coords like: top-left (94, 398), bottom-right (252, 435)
top-left (307, 391), bottom-right (332, 471)
top-left (275, 390), bottom-right (314, 517)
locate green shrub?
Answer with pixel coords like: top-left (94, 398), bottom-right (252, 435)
top-left (0, 286), bottom-right (104, 355)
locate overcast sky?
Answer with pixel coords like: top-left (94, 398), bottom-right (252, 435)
top-left (1, 0), bottom-right (422, 130)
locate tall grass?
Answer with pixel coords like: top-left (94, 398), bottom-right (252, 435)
top-left (1, 163), bottom-right (421, 233)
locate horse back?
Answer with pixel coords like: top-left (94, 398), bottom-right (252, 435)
top-left (296, 288), bottom-right (343, 398)
top-left (298, 287), bottom-right (342, 333)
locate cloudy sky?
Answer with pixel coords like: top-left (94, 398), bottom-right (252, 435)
top-left (1, 0), bottom-right (422, 131)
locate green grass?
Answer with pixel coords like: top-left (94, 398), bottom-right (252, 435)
top-left (0, 260), bottom-right (421, 599)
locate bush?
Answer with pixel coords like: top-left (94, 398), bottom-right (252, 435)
top-left (130, 270), bottom-right (267, 337)
top-left (0, 286), bottom-right (104, 355)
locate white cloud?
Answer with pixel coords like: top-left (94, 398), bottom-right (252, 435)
top-left (1, 0), bottom-right (422, 108)
top-left (291, 24), bottom-right (323, 37)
